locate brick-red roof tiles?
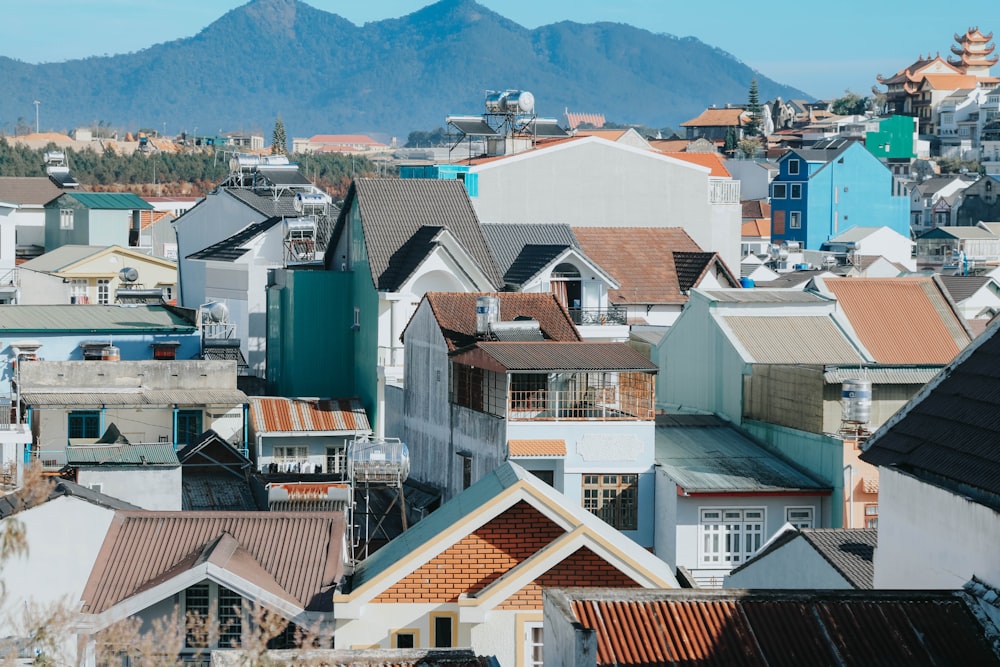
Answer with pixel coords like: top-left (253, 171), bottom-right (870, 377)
top-left (574, 228), bottom-right (719, 304)
top-left (0, 177), bottom-right (64, 206)
top-left (508, 439), bottom-right (566, 457)
top-left (820, 277), bottom-right (971, 364)
top-left (82, 511), bottom-right (345, 614)
top-left (680, 108), bottom-right (747, 127)
top-left (249, 397), bottom-right (370, 434)
top-left (565, 112), bottom-right (606, 129)
top-left (559, 588), bottom-right (1000, 666)
top-left (423, 292), bottom-right (581, 352)
top-left (661, 151), bottom-right (731, 177)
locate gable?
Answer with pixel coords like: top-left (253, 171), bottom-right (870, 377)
top-left (373, 501), bottom-right (565, 603)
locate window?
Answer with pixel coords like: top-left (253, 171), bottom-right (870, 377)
top-left (69, 279), bottom-right (88, 304)
top-left (68, 411), bottom-right (101, 439)
top-left (176, 409), bottom-right (203, 446)
top-left (582, 474), bottom-right (638, 530)
top-left (152, 343), bottom-right (178, 360)
top-left (430, 613), bottom-right (456, 648)
top-left (788, 159), bottom-right (800, 175)
top-left (790, 183), bottom-right (802, 199)
top-left (461, 453), bottom-right (473, 490)
top-left (97, 279), bottom-right (110, 305)
top-left (699, 508), bottom-right (765, 567)
top-left (160, 285), bottom-right (173, 302)
top-left (183, 582), bottom-right (245, 649)
top-left (60, 208), bottom-right (74, 230)
top-left (326, 444), bottom-right (347, 474)
top-left (789, 211), bottom-right (801, 229)
top-left (772, 183), bottom-right (787, 199)
top-left (391, 630), bottom-right (418, 649)
top-left (524, 622), bottom-right (544, 667)
top-left (785, 506), bottom-right (814, 529)
top-left (865, 503), bottom-right (878, 529)
top-left (274, 445), bottom-right (309, 472)
top-left (510, 373), bottom-right (547, 411)
top-left (353, 306), bottom-right (361, 330)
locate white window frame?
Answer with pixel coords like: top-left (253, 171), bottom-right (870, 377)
top-left (60, 208), bottom-right (74, 230)
top-left (524, 621), bottom-right (544, 667)
top-left (785, 506), bottom-right (814, 529)
top-left (182, 581), bottom-right (245, 650)
top-left (97, 278), bottom-right (110, 305)
top-left (326, 443), bottom-right (347, 474)
top-left (789, 211), bottom-right (802, 229)
top-left (69, 278), bottom-right (88, 304)
top-left (272, 445), bottom-right (309, 472)
top-left (772, 183), bottom-right (787, 199)
top-left (788, 159), bottom-right (800, 175)
top-left (790, 183), bottom-right (802, 199)
top-left (698, 507), bottom-right (765, 568)
top-left (582, 473), bottom-right (638, 530)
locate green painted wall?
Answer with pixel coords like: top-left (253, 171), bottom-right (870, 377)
top-left (742, 419), bottom-right (845, 528)
top-left (866, 115), bottom-right (916, 160)
top-left (45, 195), bottom-right (90, 249)
top-left (348, 201), bottom-right (380, 427)
top-left (267, 269), bottom-right (355, 397)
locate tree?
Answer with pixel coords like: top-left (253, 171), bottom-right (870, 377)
top-left (831, 90), bottom-right (868, 116)
top-left (271, 115), bottom-right (287, 155)
top-left (723, 127), bottom-right (739, 155)
top-left (745, 78), bottom-right (763, 138)
top-left (737, 137), bottom-right (763, 159)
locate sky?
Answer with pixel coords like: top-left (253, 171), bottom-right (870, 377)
top-left (2, 1), bottom-right (997, 99)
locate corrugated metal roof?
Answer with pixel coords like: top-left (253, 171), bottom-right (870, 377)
top-left (19, 245), bottom-right (108, 272)
top-left (0, 176), bottom-right (63, 206)
top-left (223, 187), bottom-right (301, 218)
top-left (801, 528), bottom-right (877, 589)
top-left (702, 288), bottom-right (830, 303)
top-left (508, 439), bottom-right (566, 457)
top-left (82, 511), bottom-right (345, 614)
top-left (64, 192), bottom-right (153, 210)
top-left (21, 389), bottom-right (248, 407)
top-left (822, 366), bottom-right (942, 385)
top-left (421, 292), bottom-right (581, 351)
top-left (861, 319), bottom-right (1000, 505)
top-left (722, 315), bottom-right (865, 364)
top-left (187, 217), bottom-right (283, 261)
top-left (820, 277), bottom-right (970, 364)
top-left (65, 443), bottom-right (179, 466)
top-left (560, 588), bottom-right (1000, 666)
top-left (249, 397), bottom-right (370, 433)
top-left (451, 341), bottom-right (658, 372)
top-left (939, 274), bottom-right (993, 302)
top-left (0, 479), bottom-right (139, 519)
top-left (0, 304), bottom-right (195, 333)
top-left (654, 417), bottom-right (829, 492)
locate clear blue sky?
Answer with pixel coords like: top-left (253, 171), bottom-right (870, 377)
top-left (3, 1), bottom-right (996, 99)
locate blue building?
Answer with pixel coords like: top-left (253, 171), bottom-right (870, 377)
top-left (770, 139), bottom-right (910, 250)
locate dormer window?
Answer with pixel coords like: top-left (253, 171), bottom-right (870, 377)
top-left (788, 159), bottom-right (800, 176)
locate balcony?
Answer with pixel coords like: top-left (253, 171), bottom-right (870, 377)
top-left (568, 305), bottom-right (627, 326)
top-left (709, 179), bottom-right (740, 204)
top-left (507, 386), bottom-right (654, 421)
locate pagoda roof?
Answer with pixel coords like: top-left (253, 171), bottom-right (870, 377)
top-left (954, 28), bottom-right (993, 44)
top-left (877, 55), bottom-right (965, 85)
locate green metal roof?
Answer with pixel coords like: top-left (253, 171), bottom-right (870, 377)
top-left (65, 443), bottom-right (179, 466)
top-left (64, 192), bottom-right (153, 210)
top-left (0, 305), bottom-right (195, 333)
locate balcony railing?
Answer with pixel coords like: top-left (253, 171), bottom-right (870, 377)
top-left (507, 387), bottom-right (654, 421)
top-left (568, 305), bottom-right (627, 326)
top-left (709, 179), bottom-right (740, 204)
top-left (378, 345), bottom-right (404, 367)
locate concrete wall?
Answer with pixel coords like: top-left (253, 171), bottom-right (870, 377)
top-left (744, 365), bottom-right (827, 433)
top-left (255, 433), bottom-right (354, 473)
top-left (77, 465), bottom-right (182, 510)
top-left (19, 359), bottom-right (238, 390)
top-left (653, 468), bottom-right (679, 568)
top-left (723, 537), bottom-right (852, 589)
top-left (874, 467), bottom-right (1000, 589)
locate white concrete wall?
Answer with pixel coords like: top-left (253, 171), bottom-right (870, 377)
top-left (874, 467), bottom-right (1000, 589)
top-left (77, 465), bottom-right (182, 510)
top-left (653, 468), bottom-right (679, 568)
top-left (723, 537), bottom-right (851, 589)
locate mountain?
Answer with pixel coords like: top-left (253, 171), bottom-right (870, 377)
top-left (0, 0), bottom-right (810, 141)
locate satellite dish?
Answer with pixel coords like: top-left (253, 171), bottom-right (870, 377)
top-left (118, 267), bottom-right (139, 283)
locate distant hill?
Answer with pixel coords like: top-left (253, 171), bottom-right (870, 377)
top-left (0, 0), bottom-right (810, 142)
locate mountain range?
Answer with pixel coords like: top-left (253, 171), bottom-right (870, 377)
top-left (0, 0), bottom-right (810, 142)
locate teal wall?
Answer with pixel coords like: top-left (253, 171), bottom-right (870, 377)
top-left (348, 202), bottom-right (380, 426)
top-left (866, 115), bottom-right (916, 161)
top-left (266, 269), bottom-right (355, 398)
top-left (45, 195), bottom-right (89, 249)
top-left (742, 419), bottom-right (845, 528)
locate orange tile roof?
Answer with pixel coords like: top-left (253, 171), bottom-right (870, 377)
top-left (421, 292), bottom-right (581, 351)
top-left (662, 151), bottom-right (730, 177)
top-left (565, 112), bottom-right (606, 129)
top-left (648, 139), bottom-right (689, 152)
top-left (680, 108), bottom-right (746, 127)
top-left (822, 277), bottom-right (971, 364)
top-left (508, 439), bottom-right (566, 457)
top-left (249, 397), bottom-right (371, 433)
top-left (741, 217), bottom-right (771, 238)
top-left (574, 227), bottom-right (711, 304)
top-left (576, 129), bottom-right (628, 141)
top-left (921, 74), bottom-right (980, 89)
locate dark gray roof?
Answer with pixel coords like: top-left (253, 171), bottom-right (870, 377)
top-left (187, 217), bottom-right (284, 261)
top-left (257, 167), bottom-right (312, 187)
top-left (654, 414), bottom-right (830, 493)
top-left (224, 188), bottom-right (301, 218)
top-left (504, 245), bottom-right (571, 285)
top-left (792, 138), bottom-right (854, 163)
top-left (0, 478), bottom-right (139, 519)
top-left (329, 179), bottom-right (503, 291)
top-left (481, 223), bottom-right (580, 280)
top-left (182, 474), bottom-right (258, 511)
top-left (752, 270), bottom-right (832, 289)
top-left (673, 252), bottom-right (716, 292)
top-left (861, 319), bottom-right (1000, 509)
top-left (939, 275), bottom-right (993, 302)
top-left (801, 528), bottom-right (877, 589)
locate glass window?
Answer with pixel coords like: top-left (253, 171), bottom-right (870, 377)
top-left (865, 503), bottom-right (879, 529)
top-left (582, 474), bottom-right (638, 530)
top-left (184, 582), bottom-right (245, 649)
top-left (786, 506), bottom-right (814, 529)
top-left (790, 211), bottom-right (802, 229)
top-left (97, 278), bottom-right (110, 305)
top-left (176, 410), bottom-right (202, 446)
top-left (788, 159), bottom-right (800, 175)
top-left (525, 622), bottom-right (544, 667)
top-left (68, 410), bottom-right (101, 439)
top-left (790, 183), bottom-right (802, 199)
top-left (69, 279), bottom-right (88, 304)
top-left (60, 208), bottom-right (74, 230)
top-left (217, 585), bottom-right (243, 648)
top-left (326, 444), bottom-right (347, 474)
top-left (772, 183), bottom-right (787, 199)
top-left (699, 507), bottom-right (765, 567)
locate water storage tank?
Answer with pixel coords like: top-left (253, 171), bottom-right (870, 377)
top-left (118, 267), bottom-right (139, 283)
top-left (739, 277), bottom-right (755, 288)
top-left (348, 436), bottom-right (410, 484)
top-left (285, 217), bottom-right (317, 236)
top-left (229, 154), bottom-right (261, 172)
top-left (101, 345), bottom-right (120, 361)
top-left (203, 302), bottom-right (229, 323)
top-left (842, 379), bottom-right (872, 424)
top-left (476, 295), bottom-right (500, 335)
top-left (503, 90), bottom-right (535, 113)
top-left (485, 91), bottom-right (506, 113)
top-left (293, 192), bottom-right (332, 213)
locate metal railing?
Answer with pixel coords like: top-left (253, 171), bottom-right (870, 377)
top-left (507, 388), bottom-right (654, 421)
top-left (568, 306), bottom-right (627, 326)
top-left (378, 345), bottom-right (404, 367)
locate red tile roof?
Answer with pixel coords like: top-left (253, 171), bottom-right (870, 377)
top-left (558, 588), bottom-right (1000, 666)
top-left (82, 511), bottom-right (346, 614)
top-left (249, 397), bottom-right (371, 434)
top-left (661, 152), bottom-right (730, 177)
top-left (680, 107), bottom-right (747, 127)
top-left (820, 277), bottom-right (971, 364)
top-left (565, 112), bottom-right (606, 129)
top-left (741, 217), bottom-right (771, 238)
top-left (508, 439), bottom-right (567, 457)
top-left (574, 228), bottom-right (731, 304)
top-left (421, 292), bottom-right (581, 351)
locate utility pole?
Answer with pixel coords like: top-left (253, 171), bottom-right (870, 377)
top-left (33, 100), bottom-right (40, 133)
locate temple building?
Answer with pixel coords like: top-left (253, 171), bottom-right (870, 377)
top-left (949, 27), bottom-right (999, 77)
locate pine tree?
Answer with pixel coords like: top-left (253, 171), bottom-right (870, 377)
top-left (271, 115), bottom-right (287, 155)
top-left (745, 78), bottom-right (763, 138)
